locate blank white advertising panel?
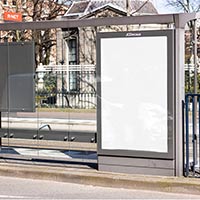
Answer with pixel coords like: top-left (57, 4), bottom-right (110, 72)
top-left (101, 35), bottom-right (168, 153)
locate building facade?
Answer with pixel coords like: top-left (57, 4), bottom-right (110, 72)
top-left (55, 0), bottom-right (158, 96)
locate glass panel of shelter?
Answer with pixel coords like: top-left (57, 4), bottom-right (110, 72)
top-left (0, 41), bottom-right (9, 154)
top-left (34, 29), bottom-right (69, 160)
top-left (34, 28), bottom-right (97, 163)
top-left (0, 39), bottom-right (38, 157)
top-left (7, 40), bottom-right (38, 158)
top-left (0, 26), bottom-right (99, 164)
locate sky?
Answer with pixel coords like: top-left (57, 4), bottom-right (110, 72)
top-left (152, 0), bottom-right (179, 14)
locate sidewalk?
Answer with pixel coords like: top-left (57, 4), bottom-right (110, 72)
top-left (0, 159), bottom-right (200, 195)
top-left (1, 113), bottom-right (200, 195)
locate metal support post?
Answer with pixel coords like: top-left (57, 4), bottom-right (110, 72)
top-left (175, 28), bottom-right (185, 176)
top-left (194, 19), bottom-right (198, 94)
top-left (62, 70), bottom-right (64, 108)
top-left (193, 20), bottom-right (198, 168)
top-left (0, 112), bottom-right (1, 129)
top-left (187, 59), bottom-right (191, 92)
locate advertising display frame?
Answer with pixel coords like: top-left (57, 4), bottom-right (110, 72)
top-left (97, 30), bottom-right (175, 159)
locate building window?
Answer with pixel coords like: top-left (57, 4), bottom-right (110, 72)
top-left (68, 38), bottom-right (79, 91)
top-left (3, 0), bottom-right (7, 5)
top-left (12, 0), bottom-right (17, 6)
top-left (21, 0), bottom-right (26, 7)
top-left (68, 38), bottom-right (77, 65)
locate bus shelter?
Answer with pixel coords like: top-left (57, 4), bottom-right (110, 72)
top-left (0, 13), bottom-right (199, 176)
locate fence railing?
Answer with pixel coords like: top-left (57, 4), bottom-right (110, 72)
top-left (184, 94), bottom-right (200, 177)
top-left (36, 64), bottom-right (96, 109)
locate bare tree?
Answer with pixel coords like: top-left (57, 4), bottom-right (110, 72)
top-left (166, 0), bottom-right (199, 58)
top-left (166, 0), bottom-right (200, 96)
top-left (8, 0), bottom-right (70, 65)
top-left (166, 0), bottom-right (200, 13)
top-left (25, 0), bottom-right (70, 65)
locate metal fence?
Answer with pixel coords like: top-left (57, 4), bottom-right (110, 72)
top-left (184, 94), bottom-right (200, 177)
top-left (36, 64), bottom-right (96, 109)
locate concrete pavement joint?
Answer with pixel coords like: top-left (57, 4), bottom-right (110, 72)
top-left (0, 162), bottom-right (199, 195)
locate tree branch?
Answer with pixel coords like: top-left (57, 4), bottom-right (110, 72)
top-left (131, 0), bottom-right (149, 15)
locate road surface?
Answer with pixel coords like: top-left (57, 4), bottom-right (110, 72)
top-left (0, 176), bottom-right (199, 199)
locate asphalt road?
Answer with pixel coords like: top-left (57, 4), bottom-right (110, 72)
top-left (0, 176), bottom-right (199, 199)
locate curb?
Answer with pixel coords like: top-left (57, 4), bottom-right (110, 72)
top-left (0, 162), bottom-right (200, 195)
